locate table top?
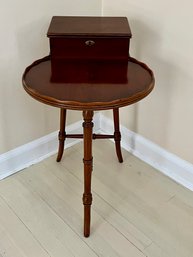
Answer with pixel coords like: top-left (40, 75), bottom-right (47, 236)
top-left (22, 56), bottom-right (154, 111)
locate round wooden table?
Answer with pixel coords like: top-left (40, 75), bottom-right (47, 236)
top-left (22, 56), bottom-right (154, 237)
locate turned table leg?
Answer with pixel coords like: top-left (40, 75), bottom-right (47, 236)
top-left (82, 110), bottom-right (94, 237)
top-left (56, 108), bottom-right (66, 162)
top-left (113, 108), bottom-right (123, 163)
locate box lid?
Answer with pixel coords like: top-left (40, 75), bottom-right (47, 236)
top-left (47, 16), bottom-right (132, 38)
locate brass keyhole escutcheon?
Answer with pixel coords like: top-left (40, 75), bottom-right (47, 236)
top-left (85, 40), bottom-right (95, 47)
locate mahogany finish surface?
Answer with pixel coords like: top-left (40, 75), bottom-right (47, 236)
top-left (23, 56), bottom-right (154, 111)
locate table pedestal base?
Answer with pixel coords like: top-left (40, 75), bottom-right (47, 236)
top-left (56, 108), bottom-right (123, 237)
top-left (82, 110), bottom-right (93, 237)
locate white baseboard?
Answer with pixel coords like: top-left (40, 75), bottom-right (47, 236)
top-left (1, 112), bottom-right (193, 192)
top-left (0, 113), bottom-right (100, 180)
top-left (100, 114), bottom-right (193, 191)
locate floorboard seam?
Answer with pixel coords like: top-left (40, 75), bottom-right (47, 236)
top-left (18, 174), bottom-right (100, 257)
top-left (0, 194), bottom-right (53, 257)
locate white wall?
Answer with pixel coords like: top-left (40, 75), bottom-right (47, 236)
top-left (0, 0), bottom-right (101, 154)
top-left (102, 0), bottom-right (193, 164)
top-left (1, 0), bottom-right (192, 166)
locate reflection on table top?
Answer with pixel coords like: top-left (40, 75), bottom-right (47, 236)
top-left (22, 56), bottom-right (154, 110)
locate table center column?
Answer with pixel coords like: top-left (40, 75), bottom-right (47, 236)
top-left (82, 110), bottom-right (94, 237)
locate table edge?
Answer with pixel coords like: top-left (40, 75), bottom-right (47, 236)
top-left (22, 56), bottom-right (155, 111)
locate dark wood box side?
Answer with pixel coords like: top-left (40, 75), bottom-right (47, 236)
top-left (49, 37), bottom-right (130, 61)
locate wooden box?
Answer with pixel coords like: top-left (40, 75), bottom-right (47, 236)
top-left (47, 16), bottom-right (132, 83)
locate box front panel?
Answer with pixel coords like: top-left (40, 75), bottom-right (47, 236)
top-left (50, 37), bottom-right (130, 61)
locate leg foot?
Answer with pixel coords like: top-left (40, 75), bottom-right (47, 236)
top-left (56, 109), bottom-right (66, 162)
top-left (113, 108), bottom-right (123, 163)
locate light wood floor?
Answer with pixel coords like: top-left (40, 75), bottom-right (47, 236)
top-left (0, 140), bottom-right (193, 257)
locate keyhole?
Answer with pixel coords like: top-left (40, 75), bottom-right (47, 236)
top-left (85, 40), bottom-right (95, 47)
